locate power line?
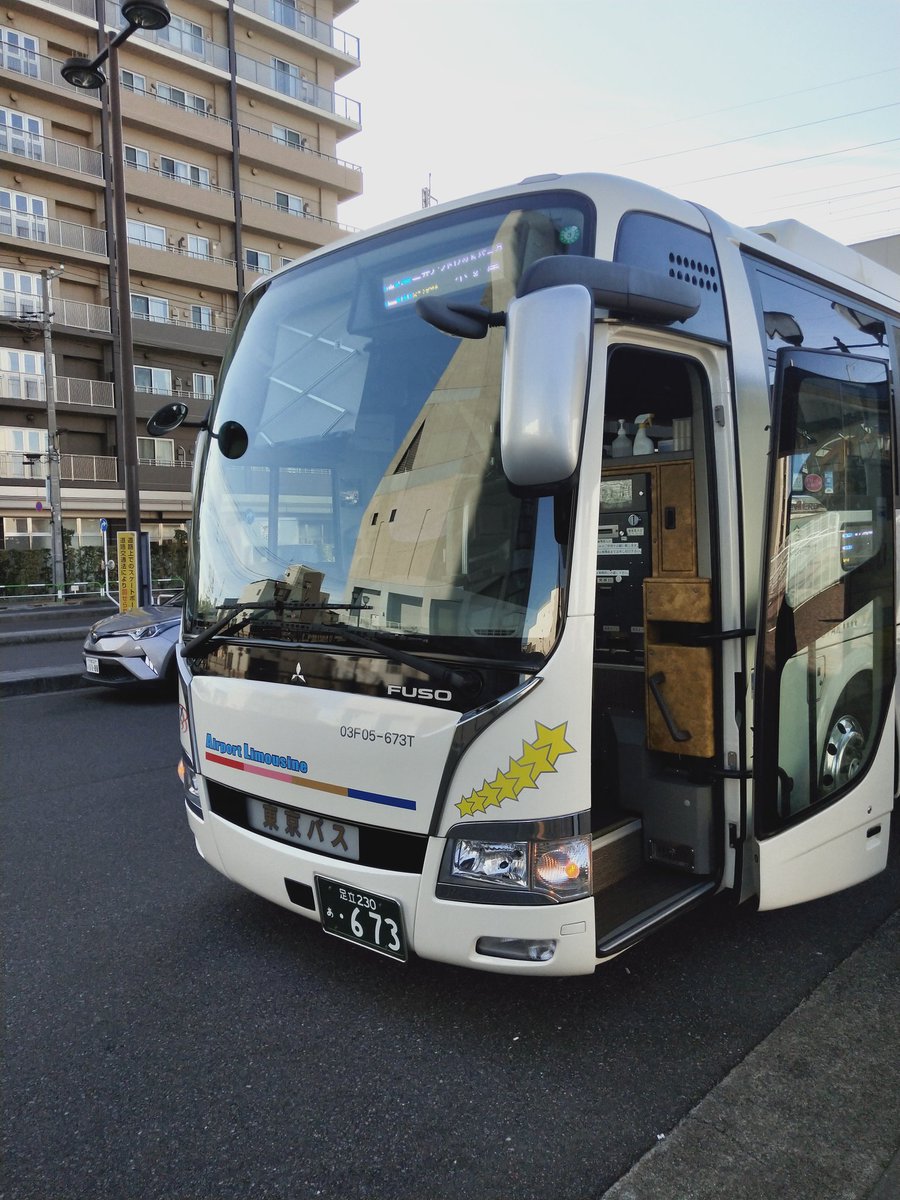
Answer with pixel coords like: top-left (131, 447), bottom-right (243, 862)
top-left (681, 137), bottom-right (900, 184)
top-left (637, 66), bottom-right (900, 132)
top-left (772, 170), bottom-right (900, 201)
top-left (621, 101), bottom-right (900, 166)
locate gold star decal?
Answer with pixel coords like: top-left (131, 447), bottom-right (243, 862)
top-left (532, 721), bottom-right (576, 766)
top-left (516, 739), bottom-right (556, 780)
top-left (479, 777), bottom-right (503, 810)
top-left (454, 720), bottom-right (578, 814)
top-left (456, 790), bottom-right (478, 817)
top-left (504, 755), bottom-right (539, 797)
top-left (489, 767), bottom-right (519, 804)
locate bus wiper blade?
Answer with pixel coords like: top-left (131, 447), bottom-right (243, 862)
top-left (182, 602), bottom-right (366, 658)
top-left (302, 622), bottom-right (468, 691)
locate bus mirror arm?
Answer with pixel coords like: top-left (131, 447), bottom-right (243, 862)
top-left (416, 297), bottom-right (506, 339)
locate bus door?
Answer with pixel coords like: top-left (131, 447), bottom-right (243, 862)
top-left (754, 348), bottom-right (895, 908)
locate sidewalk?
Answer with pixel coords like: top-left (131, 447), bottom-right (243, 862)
top-left (600, 908), bottom-right (900, 1200)
top-left (0, 599), bottom-right (113, 698)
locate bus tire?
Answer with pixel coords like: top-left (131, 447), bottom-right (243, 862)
top-left (820, 675), bottom-right (871, 797)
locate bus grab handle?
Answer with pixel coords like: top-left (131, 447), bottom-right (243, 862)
top-left (649, 672), bottom-right (691, 743)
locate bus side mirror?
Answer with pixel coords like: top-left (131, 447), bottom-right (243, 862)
top-left (500, 284), bottom-right (593, 490)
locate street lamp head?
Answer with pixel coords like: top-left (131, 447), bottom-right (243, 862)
top-left (61, 56), bottom-right (106, 89)
top-left (120, 0), bottom-right (171, 29)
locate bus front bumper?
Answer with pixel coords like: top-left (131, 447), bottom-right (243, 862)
top-left (186, 802), bottom-right (598, 976)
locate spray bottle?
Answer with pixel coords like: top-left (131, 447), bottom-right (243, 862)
top-left (632, 413), bottom-right (654, 455)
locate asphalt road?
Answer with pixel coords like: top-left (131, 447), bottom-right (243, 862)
top-left (2, 687), bottom-right (899, 1200)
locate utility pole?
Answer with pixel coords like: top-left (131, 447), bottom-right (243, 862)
top-left (40, 266), bottom-right (66, 598)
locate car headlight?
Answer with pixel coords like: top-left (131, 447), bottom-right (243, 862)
top-left (128, 621), bottom-right (177, 640)
top-left (439, 817), bottom-right (591, 903)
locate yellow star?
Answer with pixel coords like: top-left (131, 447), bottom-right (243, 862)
top-left (504, 755), bottom-right (539, 797)
top-left (456, 791), bottom-right (477, 817)
top-left (517, 739), bottom-right (556, 781)
top-left (468, 787), bottom-right (487, 815)
top-left (489, 767), bottom-right (519, 805)
top-left (479, 777), bottom-right (503, 810)
top-left (532, 721), bottom-right (576, 765)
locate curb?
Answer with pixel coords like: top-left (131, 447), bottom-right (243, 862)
top-left (599, 909), bottom-right (900, 1200)
top-left (0, 665), bottom-right (89, 699)
top-left (0, 627), bottom-right (88, 645)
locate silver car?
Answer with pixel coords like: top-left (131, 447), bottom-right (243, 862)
top-left (82, 595), bottom-right (182, 689)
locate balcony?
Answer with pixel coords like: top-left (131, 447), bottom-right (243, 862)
top-left (138, 457), bottom-right (194, 491)
top-left (0, 371), bottom-right (116, 408)
top-left (2, 297), bottom-right (115, 335)
top-left (60, 452), bottom-right (118, 482)
top-left (233, 0), bottom-right (360, 68)
top-left (234, 56), bottom-right (361, 128)
top-left (0, 211), bottom-right (107, 257)
top-left (0, 450), bottom-right (118, 482)
top-left (0, 128), bottom-right (104, 177)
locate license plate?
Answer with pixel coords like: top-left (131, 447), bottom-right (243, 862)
top-left (85, 656), bottom-right (99, 674)
top-left (315, 877), bottom-right (407, 962)
top-left (246, 798), bottom-right (359, 861)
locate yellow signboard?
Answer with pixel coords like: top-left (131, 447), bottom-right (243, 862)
top-left (117, 530), bottom-right (138, 612)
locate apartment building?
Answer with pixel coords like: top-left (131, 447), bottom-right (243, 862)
top-left (0, 0), bottom-right (361, 568)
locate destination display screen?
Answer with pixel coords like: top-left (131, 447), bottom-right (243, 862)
top-left (382, 240), bottom-right (503, 310)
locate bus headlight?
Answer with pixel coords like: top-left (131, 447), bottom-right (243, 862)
top-left (440, 821), bottom-right (591, 903)
top-left (451, 839), bottom-right (529, 888)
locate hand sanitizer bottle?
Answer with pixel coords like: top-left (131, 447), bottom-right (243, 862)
top-left (610, 419), bottom-right (632, 457)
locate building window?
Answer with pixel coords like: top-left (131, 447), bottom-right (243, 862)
top-left (0, 28), bottom-right (39, 78)
top-left (245, 248), bottom-right (271, 274)
top-left (193, 372), bottom-right (214, 396)
top-left (156, 82), bottom-right (207, 113)
top-left (272, 57), bottom-right (301, 98)
top-left (138, 436), bottom-right (175, 465)
top-left (184, 234), bottom-right (209, 259)
top-left (275, 191), bottom-right (310, 216)
top-left (127, 219), bottom-right (165, 249)
top-left (189, 304), bottom-right (212, 329)
top-left (134, 366), bottom-right (172, 394)
top-left (160, 155), bottom-right (210, 188)
top-left (124, 144), bottom-right (150, 170)
top-left (159, 14), bottom-right (204, 57)
top-left (0, 348), bottom-right (44, 400)
top-left (0, 107), bottom-right (43, 159)
top-left (273, 124), bottom-right (309, 151)
top-left (131, 293), bottom-right (169, 322)
top-left (1, 427), bottom-right (47, 478)
top-left (0, 188), bottom-right (48, 241)
top-left (2, 516), bottom-right (50, 548)
top-left (120, 69), bottom-right (146, 93)
top-left (1, 269), bottom-right (41, 319)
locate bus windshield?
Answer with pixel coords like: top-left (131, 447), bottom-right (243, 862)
top-left (188, 192), bottom-right (593, 666)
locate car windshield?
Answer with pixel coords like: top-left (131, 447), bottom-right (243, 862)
top-left (188, 191), bottom-right (594, 666)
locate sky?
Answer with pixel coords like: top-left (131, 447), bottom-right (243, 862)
top-left (337, 0), bottom-right (900, 249)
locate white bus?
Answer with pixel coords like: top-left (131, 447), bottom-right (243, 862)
top-left (154, 173), bottom-right (900, 975)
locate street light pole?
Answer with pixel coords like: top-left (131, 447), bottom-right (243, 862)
top-left (40, 266), bottom-right (66, 597)
top-left (62, 0), bottom-right (171, 607)
top-left (106, 38), bottom-right (141, 546)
